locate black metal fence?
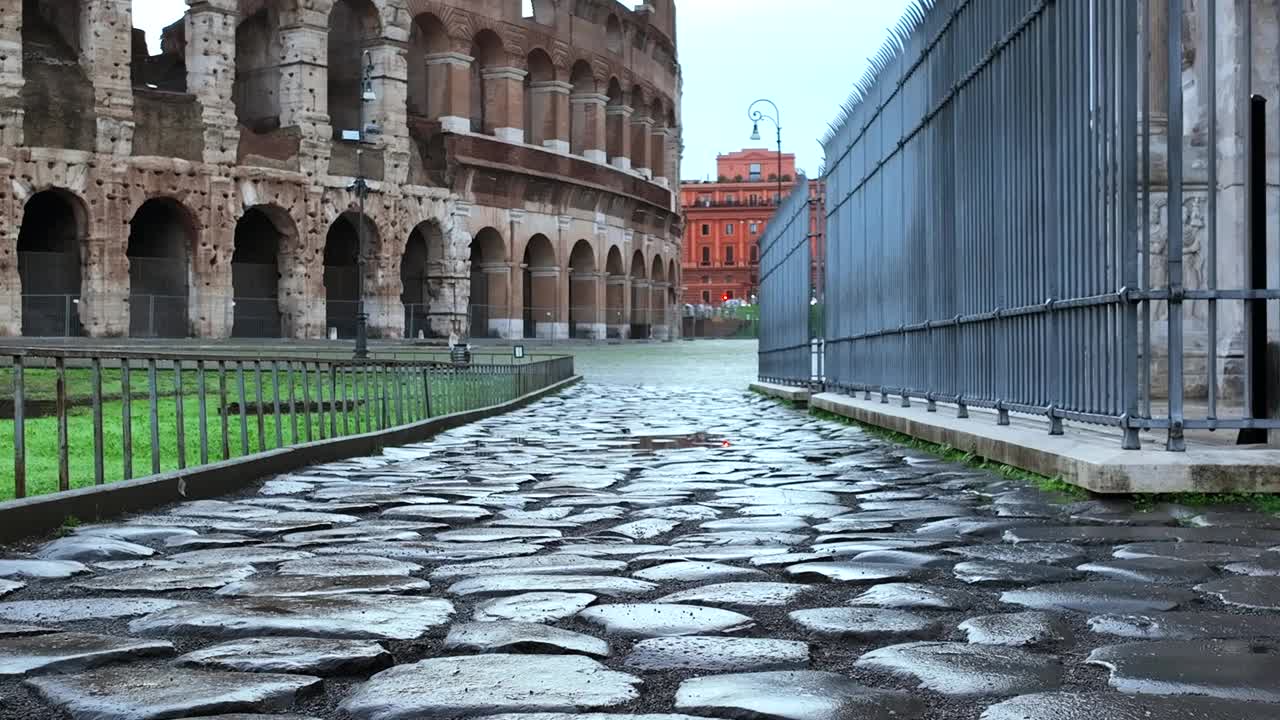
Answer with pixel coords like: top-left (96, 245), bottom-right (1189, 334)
top-left (1, 348), bottom-right (574, 500)
top-left (760, 0), bottom-right (1280, 450)
top-left (758, 177), bottom-right (817, 384)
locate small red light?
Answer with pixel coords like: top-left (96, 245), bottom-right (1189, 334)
top-left (721, 439), bottom-right (731, 447)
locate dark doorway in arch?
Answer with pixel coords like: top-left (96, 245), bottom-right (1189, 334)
top-left (328, 0), bottom-right (380, 140)
top-left (402, 221), bottom-right (445, 339)
top-left (324, 214), bottom-right (364, 339)
top-left (128, 198), bottom-right (192, 338)
top-left (522, 270), bottom-right (535, 339)
top-left (18, 190), bottom-right (85, 337)
top-left (232, 208), bottom-right (283, 338)
top-left (522, 235), bottom-right (557, 339)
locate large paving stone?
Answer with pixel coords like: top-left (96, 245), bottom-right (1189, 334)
top-left (954, 561), bottom-right (1080, 585)
top-left (673, 670), bottom-right (923, 720)
top-left (1088, 611), bottom-right (1280, 639)
top-left (177, 637), bottom-right (393, 675)
top-left (785, 561), bottom-right (920, 583)
top-left (431, 555), bottom-right (627, 580)
top-left (216, 574), bottom-right (430, 597)
top-left (0, 632), bottom-right (174, 676)
top-left (36, 536), bottom-right (156, 562)
top-left (26, 664), bottom-right (321, 720)
top-left (1223, 552), bottom-right (1280, 576)
top-left (980, 691), bottom-right (1279, 720)
top-left (855, 641), bottom-right (1063, 696)
top-left (473, 592), bottom-right (598, 623)
top-left (1001, 582), bottom-right (1195, 613)
top-left (340, 654), bottom-right (641, 720)
top-left (848, 583), bottom-right (980, 610)
top-left (633, 561), bottom-right (766, 583)
top-left (444, 621), bottom-right (609, 657)
top-left (0, 598), bottom-right (190, 624)
top-left (625, 636), bottom-right (808, 671)
top-left (578, 603), bottom-right (755, 638)
top-left (958, 612), bottom-right (1072, 647)
top-left (434, 527), bottom-right (561, 543)
top-left (76, 525), bottom-right (199, 542)
top-left (1112, 542), bottom-right (1265, 564)
top-left (945, 543), bottom-right (1086, 566)
top-left (170, 716), bottom-right (321, 720)
top-left (129, 595), bottom-right (454, 640)
top-left (788, 608), bottom-right (940, 641)
top-left (482, 715), bottom-right (711, 720)
top-left (168, 547), bottom-right (314, 566)
top-left (0, 623), bottom-right (58, 637)
top-left (0, 579), bottom-right (22, 597)
top-left (657, 581), bottom-right (812, 607)
top-left (278, 555), bottom-right (422, 577)
top-left (1086, 640), bottom-right (1280, 702)
top-left (448, 574), bottom-right (656, 598)
top-left (605, 518), bottom-right (681, 539)
top-left (72, 563), bottom-right (257, 592)
top-left (0, 559), bottom-right (90, 579)
top-left (1076, 557), bottom-right (1214, 584)
top-left (316, 541), bottom-right (538, 563)
top-left (1195, 576), bottom-right (1280, 610)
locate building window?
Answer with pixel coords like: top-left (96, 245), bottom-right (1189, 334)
top-left (725, 246), bottom-right (735, 265)
top-left (749, 163), bottom-right (762, 182)
top-left (750, 244), bottom-right (758, 264)
top-left (701, 290), bottom-right (710, 303)
top-left (700, 246), bottom-right (710, 265)
top-left (724, 194), bottom-right (736, 205)
top-left (749, 222), bottom-right (758, 234)
top-left (726, 290), bottom-right (735, 300)
top-left (698, 194), bottom-right (711, 207)
top-left (749, 194), bottom-right (759, 206)
top-left (700, 275), bottom-right (709, 284)
top-left (725, 223), bottom-right (734, 236)
top-left (700, 223), bottom-right (710, 236)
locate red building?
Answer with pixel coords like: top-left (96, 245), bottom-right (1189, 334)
top-left (680, 149), bottom-right (824, 306)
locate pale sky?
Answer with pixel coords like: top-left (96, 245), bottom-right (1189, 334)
top-left (130, 0), bottom-right (913, 181)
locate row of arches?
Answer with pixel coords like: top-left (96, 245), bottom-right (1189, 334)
top-left (13, 188), bottom-right (677, 340)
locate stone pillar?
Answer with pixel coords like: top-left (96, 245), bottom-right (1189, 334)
top-left (84, 0), bottom-right (135, 156)
top-left (591, 271), bottom-right (608, 339)
top-left (650, 125), bottom-right (668, 186)
top-left (365, 223), bottom-right (405, 339)
top-left (606, 104), bottom-right (633, 171)
top-left (631, 278), bottom-right (650, 337)
top-left (0, 0), bottom-right (24, 147)
top-left (425, 52), bottom-right (473, 134)
top-left (480, 261), bottom-right (518, 338)
top-left (368, 41), bottom-right (410, 185)
top-left (529, 80), bottom-right (571, 153)
top-left (650, 281), bottom-right (669, 340)
top-left (570, 92), bottom-right (608, 163)
top-left (185, 0), bottom-right (239, 165)
top-left (277, 16), bottom-right (330, 173)
top-left (632, 115), bottom-right (653, 178)
top-left (481, 66), bottom-right (527, 143)
top-left (608, 275), bottom-right (629, 338)
top-left (80, 175), bottom-right (131, 337)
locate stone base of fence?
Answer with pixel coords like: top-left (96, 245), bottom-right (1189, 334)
top-left (0, 375), bottom-right (582, 543)
top-left (750, 382), bottom-right (811, 406)
top-left (809, 392), bottom-right (1280, 495)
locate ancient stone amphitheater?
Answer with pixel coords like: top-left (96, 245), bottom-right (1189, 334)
top-left (0, 0), bottom-right (683, 341)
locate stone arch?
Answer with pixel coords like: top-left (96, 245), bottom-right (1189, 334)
top-left (323, 211), bottom-right (377, 338)
top-left (524, 48), bottom-right (556, 148)
top-left (604, 245), bottom-right (625, 338)
top-left (20, 0), bottom-right (94, 150)
top-left (402, 219), bottom-right (447, 338)
top-left (127, 197), bottom-right (199, 338)
top-left (569, 60), bottom-right (597, 157)
top-left (408, 13), bottom-right (450, 120)
top-left (605, 77), bottom-right (626, 165)
top-left (17, 188), bottom-right (88, 336)
top-left (234, 7), bottom-right (283, 134)
top-left (605, 14), bottom-right (622, 54)
top-left (629, 248), bottom-right (649, 338)
top-left (470, 29), bottom-right (506, 134)
top-left (469, 226), bottom-right (507, 338)
top-left (231, 205), bottom-right (295, 338)
top-left (522, 233), bottom-right (559, 339)
top-left (651, 253), bottom-right (669, 339)
top-left (523, 0), bottom-right (556, 25)
top-left (568, 239), bottom-right (598, 339)
top-left (668, 257), bottom-right (678, 322)
top-left (328, 0), bottom-right (382, 140)
top-left (648, 96), bottom-right (666, 177)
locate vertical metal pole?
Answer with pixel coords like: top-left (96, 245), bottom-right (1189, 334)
top-left (1120, 0), bottom-right (1140, 449)
top-left (13, 356), bottom-right (24, 498)
top-left (1165, 0), bottom-right (1186, 451)
top-left (288, 361), bottom-right (299, 444)
top-left (174, 360), bottom-right (186, 469)
top-left (255, 360), bottom-right (266, 453)
top-left (340, 364), bottom-right (351, 435)
top-left (236, 361), bottom-right (249, 454)
top-left (91, 357), bottom-right (104, 485)
top-left (271, 360), bottom-right (283, 448)
top-left (197, 360), bottom-right (209, 465)
top-left (354, 53), bottom-right (371, 360)
top-left (329, 363), bottom-right (339, 436)
top-left (55, 357), bottom-right (68, 491)
top-left (301, 361), bottom-right (313, 442)
top-left (218, 360), bottom-right (230, 461)
top-left (1206, 0), bottom-right (1219, 425)
top-left (1239, 95), bottom-right (1269, 445)
top-left (424, 366), bottom-right (433, 417)
top-left (314, 361), bottom-right (326, 440)
top-left (147, 358), bottom-right (161, 475)
top-left (122, 358), bottom-right (133, 479)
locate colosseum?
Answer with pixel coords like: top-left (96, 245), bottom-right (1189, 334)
top-left (0, 0), bottom-right (683, 341)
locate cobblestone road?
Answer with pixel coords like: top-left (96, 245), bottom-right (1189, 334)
top-left (3, 380), bottom-right (1280, 719)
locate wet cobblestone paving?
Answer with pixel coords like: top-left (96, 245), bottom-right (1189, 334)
top-left (3, 383), bottom-right (1280, 719)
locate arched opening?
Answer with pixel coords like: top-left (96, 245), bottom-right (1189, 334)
top-left (605, 78), bottom-right (625, 165)
top-left (604, 246), bottom-right (625, 338)
top-left (569, 60), bottom-right (594, 156)
top-left (668, 258), bottom-right (679, 332)
top-left (402, 220), bottom-right (446, 338)
top-left (629, 250), bottom-right (649, 339)
top-left (234, 8), bottom-right (283, 134)
top-left (524, 49), bottom-right (555, 148)
top-left (328, 0), bottom-right (381, 139)
top-left (470, 30), bottom-right (505, 135)
top-left (130, 15), bottom-right (186, 93)
top-left (649, 97), bottom-right (666, 178)
top-left (17, 190), bottom-right (86, 336)
top-left (651, 254), bottom-right (667, 339)
top-left (605, 15), bottom-right (622, 54)
top-left (324, 212), bottom-right (375, 338)
top-left (20, 0), bottom-right (94, 150)
top-left (522, 234), bottom-right (558, 339)
top-left (568, 240), bottom-right (597, 339)
top-left (468, 227), bottom-right (506, 338)
top-left (407, 13), bottom-right (449, 120)
top-left (127, 198), bottom-right (194, 338)
top-left (232, 207), bottom-right (289, 338)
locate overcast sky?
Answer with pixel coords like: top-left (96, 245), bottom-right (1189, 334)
top-left (130, 0), bottom-right (913, 181)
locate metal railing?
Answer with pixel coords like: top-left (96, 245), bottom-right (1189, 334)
top-left (1, 348), bottom-right (574, 500)
top-left (760, 0), bottom-right (1280, 450)
top-left (758, 177), bottom-right (819, 386)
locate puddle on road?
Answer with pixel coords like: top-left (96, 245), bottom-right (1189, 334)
top-left (612, 430), bottom-right (724, 453)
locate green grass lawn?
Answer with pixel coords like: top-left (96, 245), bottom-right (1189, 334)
top-left (0, 368), bottom-right (519, 500)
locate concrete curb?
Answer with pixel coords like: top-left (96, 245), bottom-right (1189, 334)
top-left (809, 391), bottom-right (1280, 494)
top-left (0, 376), bottom-right (582, 544)
top-left (749, 382), bottom-right (811, 406)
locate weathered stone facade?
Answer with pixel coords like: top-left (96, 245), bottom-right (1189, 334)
top-left (1, 0), bottom-right (683, 341)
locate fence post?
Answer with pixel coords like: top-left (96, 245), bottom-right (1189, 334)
top-left (12, 356), bottom-right (24, 499)
top-left (1239, 94), bottom-right (1269, 445)
top-left (1164, 0), bottom-right (1186, 451)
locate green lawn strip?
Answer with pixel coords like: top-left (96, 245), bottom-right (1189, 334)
top-left (0, 374), bottom-right (517, 501)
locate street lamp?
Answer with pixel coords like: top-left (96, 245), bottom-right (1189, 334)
top-left (351, 51), bottom-right (377, 359)
top-left (748, 99), bottom-right (782, 302)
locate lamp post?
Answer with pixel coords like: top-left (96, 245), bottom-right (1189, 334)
top-left (351, 51), bottom-right (377, 359)
top-left (748, 99), bottom-right (781, 303)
